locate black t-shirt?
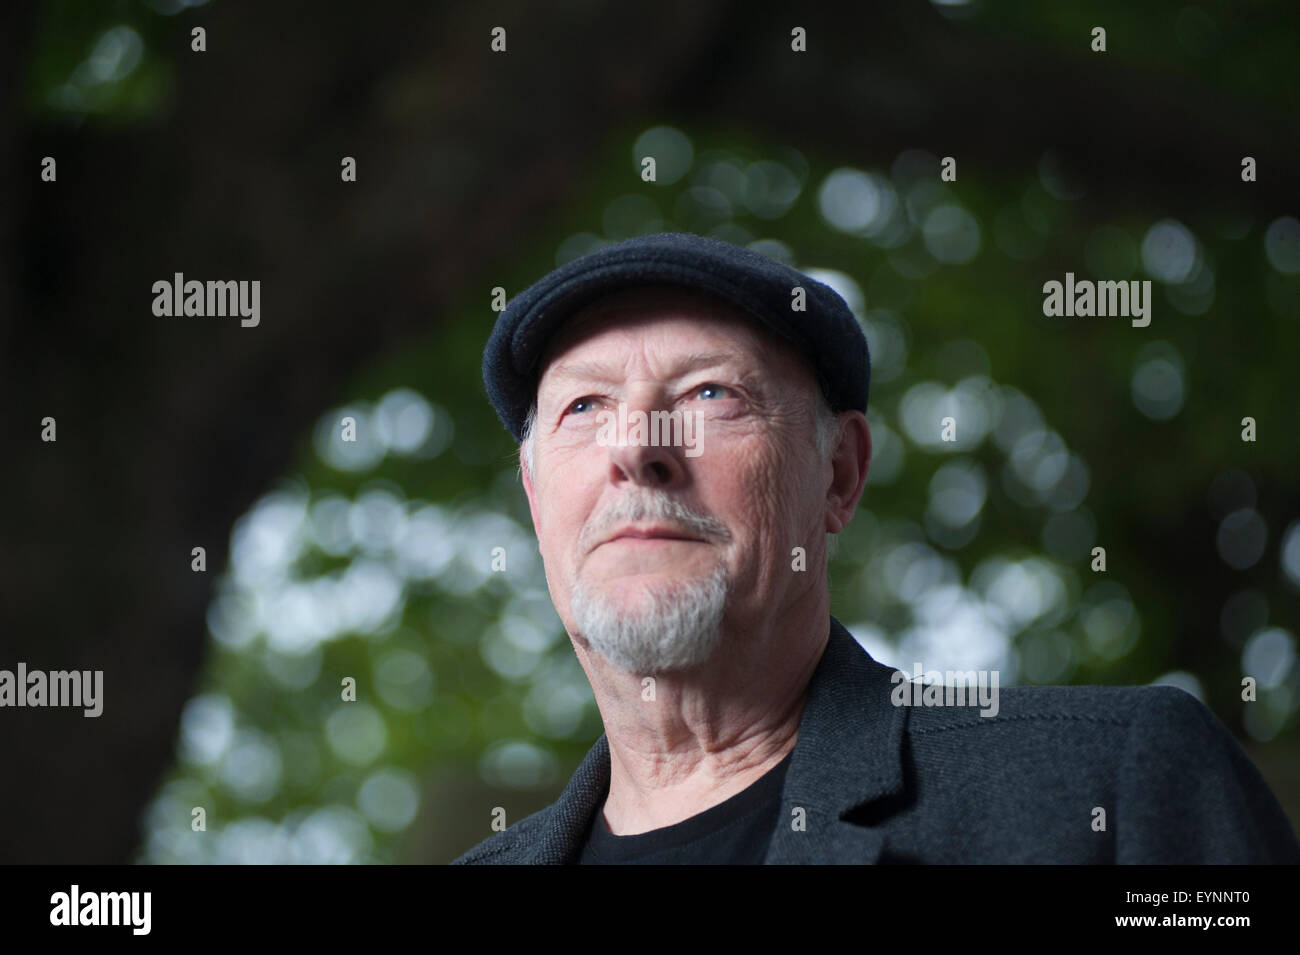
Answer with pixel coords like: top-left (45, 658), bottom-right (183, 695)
top-left (577, 751), bottom-right (793, 864)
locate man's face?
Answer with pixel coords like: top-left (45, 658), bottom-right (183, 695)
top-left (521, 285), bottom-right (837, 673)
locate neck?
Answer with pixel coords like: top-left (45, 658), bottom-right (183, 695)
top-left (579, 590), bottom-right (830, 835)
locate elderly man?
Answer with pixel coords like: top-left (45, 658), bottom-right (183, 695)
top-left (455, 232), bottom-right (1300, 864)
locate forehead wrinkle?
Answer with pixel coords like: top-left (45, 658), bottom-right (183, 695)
top-left (544, 348), bottom-right (752, 391)
top-left (534, 296), bottom-right (817, 418)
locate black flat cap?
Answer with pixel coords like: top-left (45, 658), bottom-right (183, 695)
top-left (482, 231), bottom-right (870, 442)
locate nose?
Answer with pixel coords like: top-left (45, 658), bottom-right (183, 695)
top-left (606, 405), bottom-right (689, 489)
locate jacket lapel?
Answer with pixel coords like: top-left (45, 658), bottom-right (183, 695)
top-left (763, 616), bottom-right (909, 863)
top-left (527, 733), bottom-right (611, 863)
top-left (525, 615), bottom-right (908, 864)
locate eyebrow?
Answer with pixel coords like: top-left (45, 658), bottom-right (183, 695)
top-left (545, 351), bottom-right (741, 388)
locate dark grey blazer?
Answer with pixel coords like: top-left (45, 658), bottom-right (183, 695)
top-left (452, 616), bottom-right (1300, 864)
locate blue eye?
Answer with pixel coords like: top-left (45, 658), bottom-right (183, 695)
top-left (697, 384), bottom-right (730, 400)
top-left (569, 397), bottom-right (596, 414)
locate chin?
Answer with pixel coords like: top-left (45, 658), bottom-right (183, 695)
top-left (568, 563), bottom-right (732, 674)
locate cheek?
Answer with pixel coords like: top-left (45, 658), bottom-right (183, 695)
top-left (535, 472), bottom-right (596, 574)
top-left (720, 439), bottom-right (802, 544)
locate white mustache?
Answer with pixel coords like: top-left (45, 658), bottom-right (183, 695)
top-left (580, 492), bottom-right (731, 553)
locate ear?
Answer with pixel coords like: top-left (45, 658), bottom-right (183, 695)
top-left (520, 447), bottom-right (542, 537)
top-left (825, 412), bottom-right (871, 534)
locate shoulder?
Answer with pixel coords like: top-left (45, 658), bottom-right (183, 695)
top-left (902, 678), bottom-right (1206, 732)
top-left (897, 678), bottom-right (1221, 768)
top-left (884, 680), bottom-right (1299, 862)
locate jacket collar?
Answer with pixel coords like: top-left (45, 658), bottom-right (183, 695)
top-left (528, 615), bottom-right (908, 864)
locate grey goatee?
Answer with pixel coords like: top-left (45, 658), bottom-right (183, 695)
top-left (571, 492), bottom-right (731, 674)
